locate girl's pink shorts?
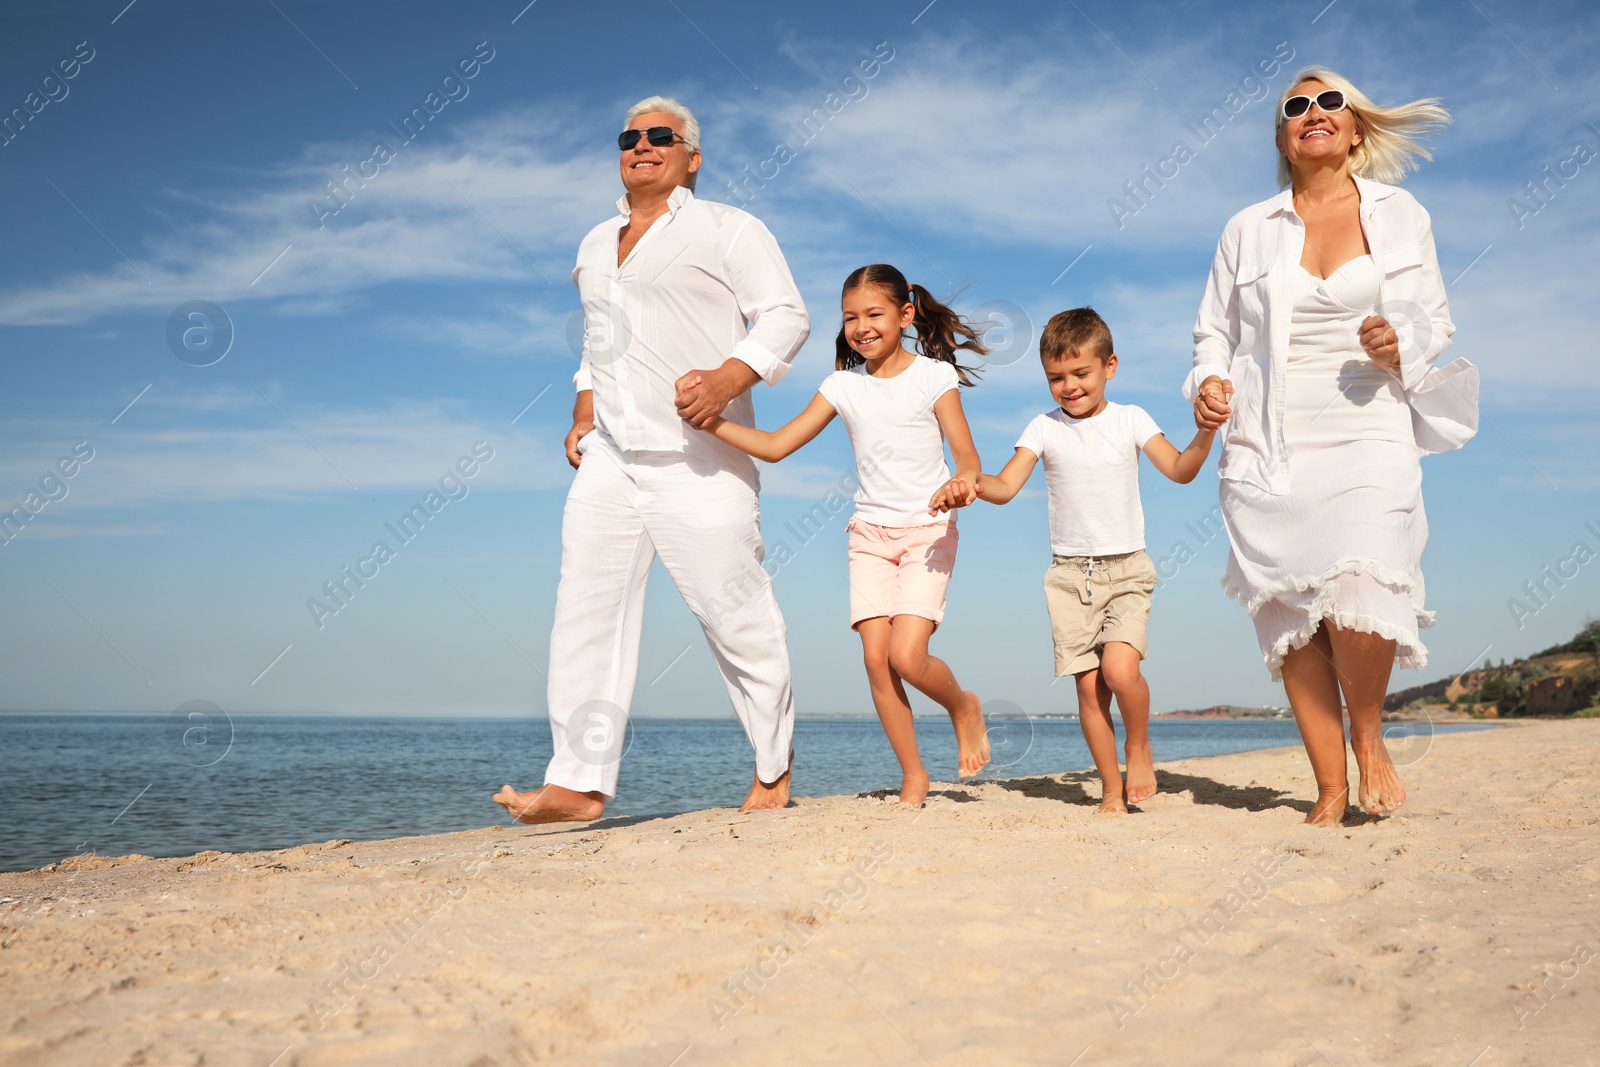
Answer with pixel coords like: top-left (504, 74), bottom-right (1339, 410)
top-left (844, 516), bottom-right (958, 628)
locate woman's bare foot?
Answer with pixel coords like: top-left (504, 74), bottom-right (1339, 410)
top-left (950, 692), bottom-right (990, 777)
top-left (1304, 786), bottom-right (1349, 827)
top-left (1351, 735), bottom-right (1406, 815)
top-left (739, 762), bottom-right (792, 812)
top-left (492, 784), bottom-right (605, 824)
top-left (898, 767), bottom-right (930, 807)
top-left (1124, 742), bottom-right (1157, 805)
top-left (1096, 794), bottom-right (1128, 815)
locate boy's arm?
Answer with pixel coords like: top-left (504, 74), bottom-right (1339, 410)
top-left (700, 391), bottom-right (836, 463)
top-left (972, 447), bottom-right (1039, 505)
top-left (926, 389), bottom-right (983, 513)
top-left (1140, 428), bottom-right (1216, 484)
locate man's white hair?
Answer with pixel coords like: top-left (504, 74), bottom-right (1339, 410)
top-left (625, 95), bottom-right (701, 151)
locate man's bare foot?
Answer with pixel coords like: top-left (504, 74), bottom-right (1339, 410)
top-left (1351, 735), bottom-right (1406, 815)
top-left (1125, 742), bottom-right (1157, 805)
top-left (898, 767), bottom-right (930, 806)
top-left (492, 784), bottom-right (605, 824)
top-left (1304, 787), bottom-right (1349, 827)
top-left (739, 762), bottom-right (792, 812)
top-left (951, 692), bottom-right (990, 778)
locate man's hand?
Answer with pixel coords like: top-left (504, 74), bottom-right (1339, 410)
top-left (565, 390), bottom-right (596, 469)
top-left (675, 361), bottom-right (758, 429)
top-left (928, 476), bottom-right (978, 515)
top-left (1193, 375), bottom-right (1234, 431)
top-left (1359, 315), bottom-right (1402, 371)
top-left (564, 421), bottom-right (594, 469)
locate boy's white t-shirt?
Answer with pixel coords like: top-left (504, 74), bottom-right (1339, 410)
top-left (817, 357), bottom-right (961, 528)
top-left (1014, 402), bottom-right (1164, 556)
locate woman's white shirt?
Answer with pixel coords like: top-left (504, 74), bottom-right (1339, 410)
top-left (817, 358), bottom-right (961, 528)
top-left (1184, 175), bottom-right (1478, 495)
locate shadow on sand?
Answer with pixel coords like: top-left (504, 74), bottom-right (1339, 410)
top-left (989, 768), bottom-right (1315, 816)
top-left (854, 787), bottom-right (981, 803)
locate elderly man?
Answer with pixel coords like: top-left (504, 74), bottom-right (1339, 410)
top-left (494, 96), bottom-right (810, 822)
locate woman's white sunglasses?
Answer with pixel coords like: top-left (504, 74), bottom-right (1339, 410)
top-left (1282, 89), bottom-right (1347, 120)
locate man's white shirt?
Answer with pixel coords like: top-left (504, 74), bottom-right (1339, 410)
top-left (572, 185), bottom-right (810, 455)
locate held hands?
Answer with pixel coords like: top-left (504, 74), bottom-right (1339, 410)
top-left (1193, 375), bottom-right (1234, 431)
top-left (675, 367), bottom-right (739, 429)
top-left (928, 476), bottom-right (979, 515)
top-left (1359, 315), bottom-right (1402, 371)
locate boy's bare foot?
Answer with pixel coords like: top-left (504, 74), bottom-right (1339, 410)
top-left (1125, 742), bottom-right (1157, 805)
top-left (899, 768), bottom-right (930, 807)
top-left (492, 784), bottom-right (605, 824)
top-left (1304, 787), bottom-right (1349, 827)
top-left (739, 762), bottom-right (792, 812)
top-left (951, 692), bottom-right (990, 777)
top-left (1351, 735), bottom-right (1406, 815)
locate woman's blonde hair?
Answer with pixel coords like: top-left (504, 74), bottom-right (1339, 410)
top-left (1275, 67), bottom-right (1450, 187)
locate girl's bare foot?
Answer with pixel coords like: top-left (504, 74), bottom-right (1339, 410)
top-left (950, 692), bottom-right (990, 777)
top-left (739, 762), bottom-right (792, 812)
top-left (899, 767), bottom-right (930, 806)
top-left (1095, 778), bottom-right (1128, 814)
top-left (1304, 786), bottom-right (1349, 827)
top-left (1351, 735), bottom-right (1406, 815)
top-left (492, 784), bottom-right (605, 824)
top-left (1124, 742), bottom-right (1157, 805)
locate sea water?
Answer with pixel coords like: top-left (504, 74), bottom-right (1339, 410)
top-left (0, 714), bottom-right (1485, 872)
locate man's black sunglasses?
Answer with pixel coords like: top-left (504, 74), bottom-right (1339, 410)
top-left (617, 126), bottom-right (686, 151)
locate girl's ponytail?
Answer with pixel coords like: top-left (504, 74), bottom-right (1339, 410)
top-left (907, 282), bottom-right (986, 386)
top-left (834, 264), bottom-right (987, 385)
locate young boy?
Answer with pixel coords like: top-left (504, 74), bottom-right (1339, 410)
top-left (932, 308), bottom-right (1215, 813)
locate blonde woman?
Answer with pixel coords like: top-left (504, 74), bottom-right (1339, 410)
top-left (1186, 67), bottom-right (1478, 826)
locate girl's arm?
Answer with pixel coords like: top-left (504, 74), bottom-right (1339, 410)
top-left (1140, 428), bottom-right (1216, 484)
top-left (927, 388), bottom-right (982, 512)
top-left (701, 392), bottom-right (836, 463)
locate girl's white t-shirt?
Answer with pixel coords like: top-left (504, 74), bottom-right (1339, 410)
top-left (817, 358), bottom-right (961, 528)
top-left (1015, 402), bottom-right (1163, 556)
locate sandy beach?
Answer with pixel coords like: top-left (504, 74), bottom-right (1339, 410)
top-left (3, 719), bottom-right (1596, 1066)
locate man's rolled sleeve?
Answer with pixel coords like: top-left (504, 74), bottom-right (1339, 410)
top-left (571, 261), bottom-right (594, 393)
top-left (724, 217), bottom-right (810, 386)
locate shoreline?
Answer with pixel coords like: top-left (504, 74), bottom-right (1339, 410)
top-left (3, 720), bottom-right (1593, 1066)
top-left (2, 721), bottom-right (1506, 877)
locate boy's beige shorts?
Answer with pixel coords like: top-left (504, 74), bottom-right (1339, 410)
top-left (1043, 549), bottom-right (1157, 677)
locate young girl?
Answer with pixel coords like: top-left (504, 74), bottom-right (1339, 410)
top-left (686, 263), bottom-right (990, 806)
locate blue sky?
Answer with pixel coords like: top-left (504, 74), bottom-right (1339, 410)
top-left (1, 0), bottom-right (1596, 721)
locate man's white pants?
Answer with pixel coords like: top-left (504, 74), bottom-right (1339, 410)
top-left (545, 433), bottom-right (794, 797)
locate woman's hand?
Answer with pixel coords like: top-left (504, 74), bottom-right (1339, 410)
top-left (1193, 375), bottom-right (1234, 431)
top-left (1359, 315), bottom-right (1402, 371)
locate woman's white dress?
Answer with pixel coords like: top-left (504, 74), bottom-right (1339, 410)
top-left (1220, 254), bottom-right (1432, 679)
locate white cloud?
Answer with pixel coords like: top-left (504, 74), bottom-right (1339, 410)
top-left (0, 392), bottom-right (573, 510)
top-left (0, 106), bottom-right (616, 327)
top-left (5, 17), bottom-right (1598, 418)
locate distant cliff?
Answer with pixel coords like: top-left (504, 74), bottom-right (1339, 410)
top-left (1159, 705), bottom-right (1289, 719)
top-left (1384, 620), bottom-right (1600, 717)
